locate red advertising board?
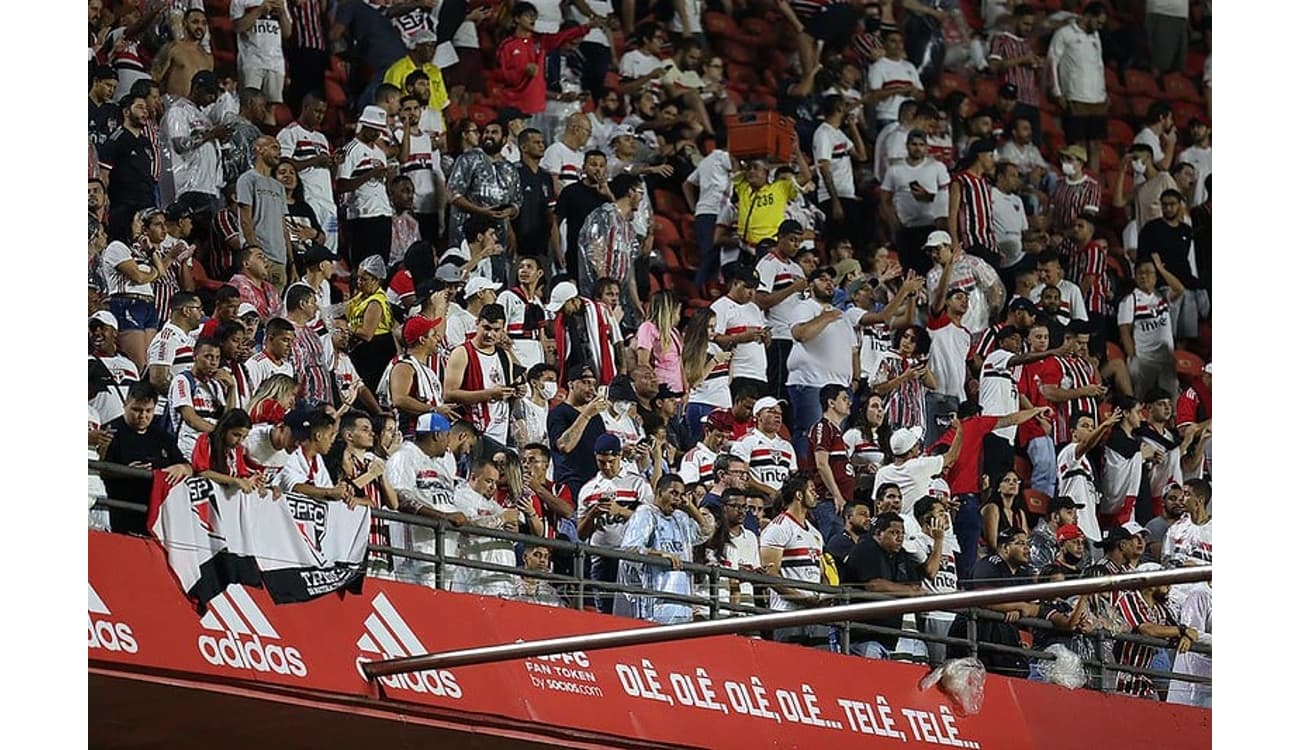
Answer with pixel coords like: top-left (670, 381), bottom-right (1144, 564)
top-left (88, 532), bottom-right (1210, 749)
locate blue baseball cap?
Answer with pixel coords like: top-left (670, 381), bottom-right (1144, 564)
top-left (415, 412), bottom-right (452, 434)
top-left (594, 433), bottom-right (623, 455)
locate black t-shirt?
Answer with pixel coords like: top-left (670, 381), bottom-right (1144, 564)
top-left (554, 181), bottom-right (610, 265)
top-left (514, 161), bottom-right (556, 253)
top-left (102, 417), bottom-right (188, 534)
top-left (825, 531), bottom-right (857, 579)
top-left (844, 535), bottom-right (920, 650)
top-left (89, 98), bottom-right (121, 148)
top-left (547, 403), bottom-right (606, 496)
top-left (1137, 218), bottom-right (1196, 288)
top-left (99, 126), bottom-right (158, 208)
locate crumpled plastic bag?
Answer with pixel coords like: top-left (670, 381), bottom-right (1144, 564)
top-left (920, 657), bottom-right (986, 716)
top-left (1040, 644), bottom-right (1087, 689)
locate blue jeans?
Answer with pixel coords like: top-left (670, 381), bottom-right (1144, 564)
top-left (1026, 436), bottom-right (1058, 497)
top-left (693, 213), bottom-right (720, 290)
top-left (787, 383), bottom-right (823, 463)
top-left (684, 401), bottom-right (717, 446)
top-left (811, 499), bottom-right (844, 544)
top-left (953, 493), bottom-right (982, 580)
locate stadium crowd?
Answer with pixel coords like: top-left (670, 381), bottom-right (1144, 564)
top-left (87, 0), bottom-right (1210, 704)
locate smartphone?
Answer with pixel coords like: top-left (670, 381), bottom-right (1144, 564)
top-left (597, 385), bottom-right (608, 399)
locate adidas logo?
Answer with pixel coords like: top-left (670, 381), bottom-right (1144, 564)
top-left (88, 583), bottom-right (138, 654)
top-left (196, 585), bottom-right (307, 677)
top-left (355, 592), bottom-right (461, 698)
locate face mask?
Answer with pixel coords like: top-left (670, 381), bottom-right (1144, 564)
top-left (1131, 158), bottom-right (1146, 174)
top-left (613, 401), bottom-right (633, 417)
top-left (538, 382), bottom-right (558, 400)
top-left (1061, 162), bottom-right (1078, 178)
top-left (862, 17), bottom-right (882, 32)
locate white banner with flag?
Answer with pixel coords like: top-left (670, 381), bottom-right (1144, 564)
top-left (147, 474), bottom-right (370, 608)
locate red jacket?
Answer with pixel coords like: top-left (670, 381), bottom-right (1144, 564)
top-left (496, 25), bottom-right (590, 114)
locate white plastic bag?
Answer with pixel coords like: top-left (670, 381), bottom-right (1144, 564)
top-left (1040, 644), bottom-right (1087, 689)
top-left (920, 657), bottom-right (986, 716)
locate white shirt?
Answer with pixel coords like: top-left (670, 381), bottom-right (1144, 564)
top-left (89, 353), bottom-right (139, 425)
top-left (997, 139), bottom-right (1050, 174)
top-left (244, 351), bottom-right (293, 392)
top-left (755, 253), bottom-right (806, 340)
top-left (1177, 144), bottom-right (1211, 206)
top-left (1117, 287), bottom-right (1175, 358)
top-left (924, 254), bottom-right (1002, 334)
top-left (277, 448), bottom-right (333, 491)
top-left (759, 511), bottom-right (824, 611)
top-left (881, 158), bottom-right (951, 227)
top-left (393, 126), bottom-right (438, 214)
top-left (242, 424), bottom-right (290, 479)
top-left (928, 321), bottom-right (973, 398)
top-left (669, 0), bottom-right (702, 33)
top-left (530, 0), bottom-right (564, 33)
top-left (866, 56), bottom-right (923, 122)
top-left (731, 429), bottom-right (796, 492)
top-left (162, 97), bottom-right (222, 197)
top-left (619, 49), bottom-right (665, 97)
top-left (678, 442), bottom-right (718, 488)
top-left (873, 121), bottom-right (907, 181)
top-left (685, 149), bottom-right (733, 217)
top-left (813, 122), bottom-right (856, 202)
top-left (540, 141), bottom-right (585, 188)
top-left (442, 304), bottom-right (477, 349)
top-left (711, 295), bottom-right (767, 381)
top-left (230, 0), bottom-right (285, 71)
top-left (277, 122), bottom-right (336, 212)
top-left (570, 0), bottom-right (613, 47)
top-left (990, 187), bottom-right (1028, 268)
top-left (577, 471), bottom-right (654, 548)
top-left (101, 241), bottom-right (155, 298)
top-left (1133, 126), bottom-right (1165, 170)
top-left (1030, 280), bottom-right (1088, 322)
top-left (1048, 19), bottom-right (1106, 103)
top-left (169, 372), bottom-right (225, 458)
top-left (857, 318), bottom-right (895, 386)
top-left (339, 138), bottom-right (394, 218)
top-left (786, 298), bottom-right (858, 388)
top-left (979, 349), bottom-right (1020, 441)
top-left (873, 455), bottom-right (945, 516)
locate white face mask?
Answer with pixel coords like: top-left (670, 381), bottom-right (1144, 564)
top-left (538, 382), bottom-right (558, 400)
top-left (1061, 161), bottom-right (1078, 178)
top-left (1132, 158), bottom-right (1146, 174)
top-left (613, 401), bottom-right (633, 417)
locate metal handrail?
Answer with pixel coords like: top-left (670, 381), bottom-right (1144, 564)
top-left (88, 462), bottom-right (1213, 693)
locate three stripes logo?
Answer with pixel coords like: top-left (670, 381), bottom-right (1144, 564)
top-left (196, 585), bottom-right (307, 677)
top-left (355, 592), bottom-right (462, 698)
top-left (88, 583), bottom-right (138, 654)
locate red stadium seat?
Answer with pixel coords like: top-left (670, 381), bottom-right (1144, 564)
top-left (1106, 341), bottom-right (1125, 363)
top-left (1174, 350), bottom-right (1204, 383)
top-left (324, 79), bottom-right (349, 109)
top-left (653, 214), bottom-right (682, 249)
top-left (468, 104), bottom-right (498, 128)
top-left (273, 104), bottom-right (293, 127)
top-left (1172, 101), bottom-right (1207, 130)
top-left (1127, 96), bottom-right (1155, 122)
top-left (725, 64), bottom-right (758, 90)
top-left (1104, 67), bottom-right (1122, 95)
top-left (722, 40), bottom-right (756, 65)
top-left (1013, 455), bottom-right (1032, 483)
top-left (1123, 69), bottom-right (1161, 98)
top-left (654, 189), bottom-right (689, 221)
top-left (1107, 118), bottom-right (1134, 144)
top-left (1161, 73), bottom-right (1202, 104)
top-left (1023, 489), bottom-right (1050, 516)
top-left (940, 71), bottom-right (972, 98)
top-left (704, 11), bottom-right (741, 40)
top-left (972, 77), bottom-right (999, 108)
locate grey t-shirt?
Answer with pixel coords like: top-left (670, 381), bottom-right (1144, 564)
top-left (235, 169), bottom-right (289, 264)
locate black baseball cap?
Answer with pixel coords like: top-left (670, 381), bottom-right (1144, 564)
top-left (1047, 496), bottom-right (1085, 514)
top-left (93, 65), bottom-right (116, 82)
top-left (302, 243), bottom-right (336, 266)
top-left (722, 263), bottom-right (759, 287)
top-left (164, 202), bottom-right (193, 222)
top-left (778, 219), bottom-right (804, 237)
top-left (1099, 526), bottom-right (1137, 549)
top-left (656, 383), bottom-right (685, 399)
top-left (567, 363), bottom-right (597, 383)
top-left (497, 106), bottom-right (528, 126)
top-left (1008, 298), bottom-right (1037, 315)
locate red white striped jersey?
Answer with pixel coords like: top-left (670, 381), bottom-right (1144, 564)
top-left (288, 0), bottom-right (328, 51)
top-left (679, 442), bottom-right (719, 488)
top-left (952, 171), bottom-right (997, 251)
top-left (290, 317), bottom-right (334, 406)
top-left (377, 354), bottom-right (443, 437)
top-left (146, 321), bottom-right (196, 378)
top-left (210, 207), bottom-right (242, 279)
top-left (1068, 239), bottom-right (1109, 314)
top-left (1112, 591), bottom-right (1173, 699)
top-left (988, 33), bottom-right (1042, 107)
top-left (851, 29), bottom-right (885, 64)
top-left (1055, 354), bottom-right (1100, 442)
top-left (142, 120), bottom-right (163, 183)
top-left (759, 511), bottom-right (824, 611)
top-left (577, 472), bottom-right (654, 547)
top-left (927, 132), bottom-right (956, 169)
top-left (732, 429), bottom-right (796, 492)
top-left (1050, 175), bottom-right (1101, 234)
top-left (755, 252), bottom-right (807, 340)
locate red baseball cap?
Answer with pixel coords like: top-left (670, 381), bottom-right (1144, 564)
top-left (402, 315), bottom-right (441, 346)
top-left (1056, 524), bottom-right (1085, 543)
top-left (703, 408), bottom-right (735, 432)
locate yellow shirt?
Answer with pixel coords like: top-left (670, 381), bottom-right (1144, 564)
top-left (732, 176), bottom-right (800, 245)
top-left (383, 57), bottom-right (450, 114)
top-left (347, 290), bottom-right (394, 336)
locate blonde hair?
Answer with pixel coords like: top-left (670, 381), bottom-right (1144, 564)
top-left (646, 291), bottom-right (682, 355)
top-left (680, 310), bottom-right (715, 389)
top-left (248, 374), bottom-right (299, 415)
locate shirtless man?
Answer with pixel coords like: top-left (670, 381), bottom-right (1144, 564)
top-left (154, 8), bottom-right (214, 98)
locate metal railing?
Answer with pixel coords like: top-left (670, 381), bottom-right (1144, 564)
top-left (88, 461), bottom-right (1212, 699)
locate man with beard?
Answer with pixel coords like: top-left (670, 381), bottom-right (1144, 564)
top-left (616, 474), bottom-right (714, 624)
top-left (278, 93), bottom-right (340, 251)
top-left (1027, 495), bottom-right (1084, 574)
top-left (825, 500), bottom-right (872, 579)
top-left (787, 268), bottom-right (860, 463)
top-left (338, 106), bottom-right (395, 269)
top-left (554, 150), bottom-right (614, 274)
top-left (947, 528), bottom-right (1043, 678)
top-left (164, 71), bottom-right (227, 233)
top-left (680, 409), bottom-right (734, 494)
top-left (89, 311), bottom-right (141, 427)
top-left (446, 120), bottom-right (521, 249)
top-left (1112, 563), bottom-right (1190, 700)
top-left (576, 174), bottom-right (643, 323)
top-left (99, 93), bottom-right (157, 243)
top-left (1144, 482), bottom-right (1185, 562)
top-left (513, 129), bottom-right (558, 265)
top-left (732, 398), bottom-right (798, 503)
top-left (154, 8), bottom-right (214, 98)
top-left (88, 66), bottom-right (120, 149)
top-left (443, 304), bottom-right (519, 451)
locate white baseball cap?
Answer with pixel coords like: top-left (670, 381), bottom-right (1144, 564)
top-left (546, 281), bottom-right (579, 313)
top-left (924, 230), bottom-right (953, 247)
top-left (927, 477), bottom-right (951, 501)
top-left (1121, 521), bottom-right (1150, 538)
top-left (890, 427), bottom-right (923, 456)
top-left (463, 276), bottom-right (501, 298)
top-left (236, 302), bottom-right (259, 318)
top-left (89, 310), bottom-right (118, 329)
top-left (1203, 362), bottom-right (1212, 374)
top-left (753, 396), bottom-right (786, 415)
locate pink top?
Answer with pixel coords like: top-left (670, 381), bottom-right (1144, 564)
top-left (635, 321), bottom-right (684, 392)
